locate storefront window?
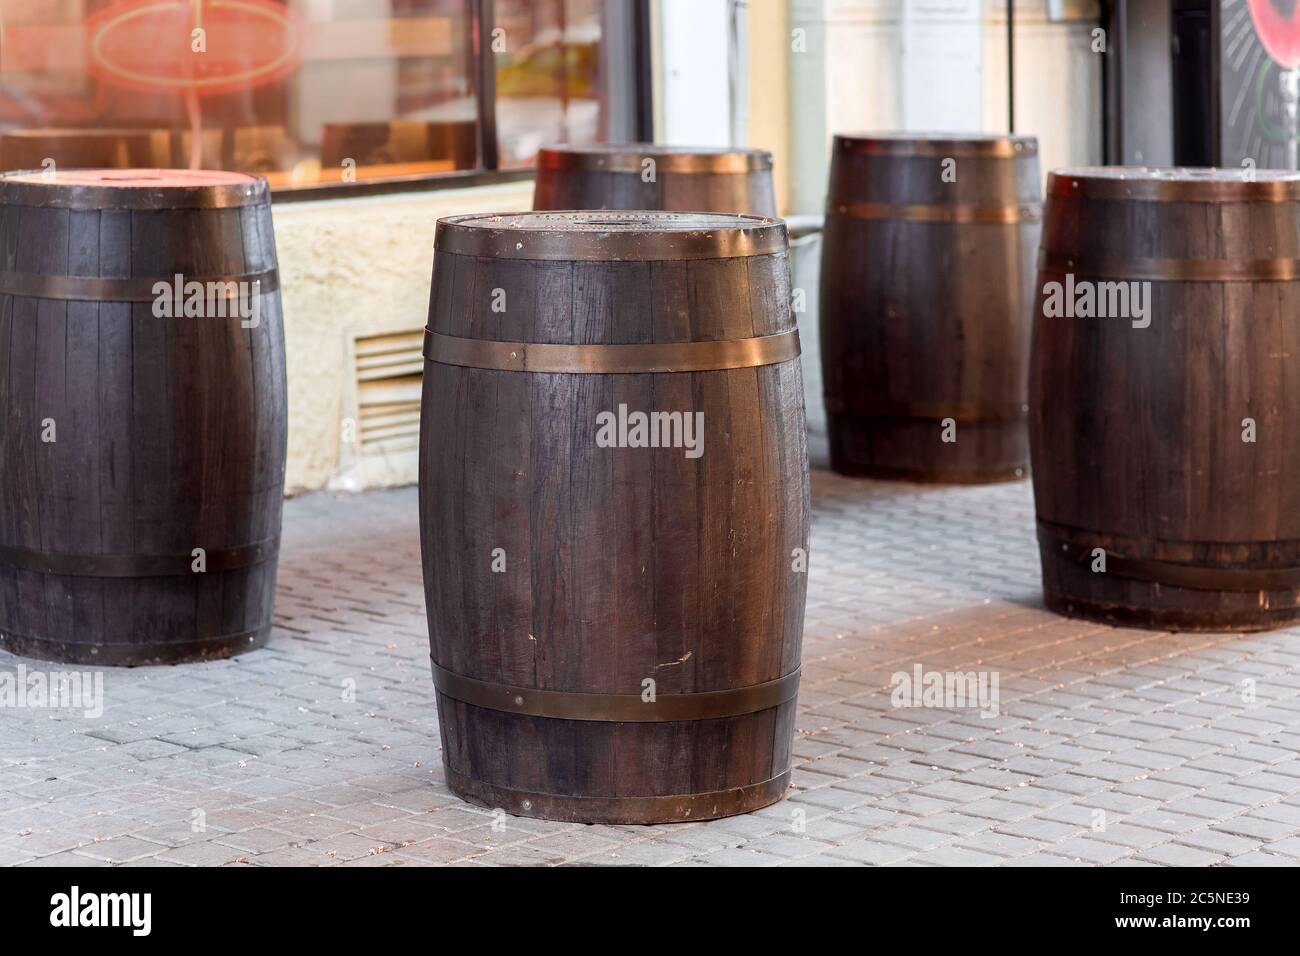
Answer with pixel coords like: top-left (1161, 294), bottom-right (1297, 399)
top-left (0, 0), bottom-right (642, 191)
top-left (494, 0), bottom-right (618, 167)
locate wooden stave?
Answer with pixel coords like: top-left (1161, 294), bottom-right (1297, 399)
top-left (819, 135), bottom-right (1042, 483)
top-left (1029, 169), bottom-right (1300, 632)
top-left (419, 220), bottom-right (809, 823)
top-left (0, 175), bottom-right (287, 664)
top-left (437, 695), bottom-right (798, 825)
top-left (532, 145), bottom-right (777, 216)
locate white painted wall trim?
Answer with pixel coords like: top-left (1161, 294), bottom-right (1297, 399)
top-left (657, 0), bottom-right (734, 145)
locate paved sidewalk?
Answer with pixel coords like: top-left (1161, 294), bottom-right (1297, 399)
top-left (2, 470), bottom-right (1299, 867)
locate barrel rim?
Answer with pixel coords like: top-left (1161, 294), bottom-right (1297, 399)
top-left (435, 210), bottom-right (788, 260)
top-left (0, 168), bottom-right (270, 209)
top-left (537, 143), bottom-right (773, 173)
top-left (1048, 166), bottom-right (1300, 202)
top-left (832, 133), bottom-right (1039, 158)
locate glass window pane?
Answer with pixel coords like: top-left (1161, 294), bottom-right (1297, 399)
top-left (0, 0), bottom-right (478, 188)
top-left (493, 0), bottom-right (631, 168)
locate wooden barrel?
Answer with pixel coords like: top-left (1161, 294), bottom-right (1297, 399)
top-left (0, 170), bottom-right (288, 664)
top-left (1030, 167), bottom-right (1300, 632)
top-left (420, 211), bottom-right (809, 823)
top-left (532, 144), bottom-right (776, 216)
top-left (819, 133), bottom-right (1042, 482)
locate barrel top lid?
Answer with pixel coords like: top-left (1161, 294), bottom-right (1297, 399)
top-left (0, 168), bottom-right (269, 209)
top-left (436, 210), bottom-right (788, 261)
top-left (538, 143), bottom-right (772, 173)
top-left (1049, 166), bottom-right (1300, 202)
top-left (834, 133), bottom-right (1038, 158)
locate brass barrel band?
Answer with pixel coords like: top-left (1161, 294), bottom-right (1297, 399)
top-left (1038, 250), bottom-right (1300, 282)
top-left (835, 137), bottom-right (1037, 158)
top-left (538, 148), bottom-right (771, 174)
top-left (444, 766), bottom-right (791, 821)
top-left (1037, 522), bottom-right (1300, 592)
top-left (1048, 171), bottom-right (1300, 203)
top-left (830, 201), bottom-right (1041, 225)
top-left (0, 269), bottom-right (280, 303)
top-left (423, 328), bottom-right (800, 374)
top-left (825, 397), bottom-right (1029, 422)
top-left (0, 538), bottom-right (279, 578)
top-left (431, 660), bottom-right (800, 722)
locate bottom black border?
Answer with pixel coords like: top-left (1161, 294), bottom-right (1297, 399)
top-left (0, 864), bottom-right (1283, 942)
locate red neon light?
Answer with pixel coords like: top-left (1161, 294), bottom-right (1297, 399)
top-left (1249, 0), bottom-right (1300, 70)
top-left (83, 0), bottom-right (303, 96)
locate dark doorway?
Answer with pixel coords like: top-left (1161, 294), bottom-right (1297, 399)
top-left (1172, 0), bottom-right (1217, 165)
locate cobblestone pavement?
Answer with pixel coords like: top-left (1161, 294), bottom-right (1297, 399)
top-left (3, 468), bottom-right (1299, 867)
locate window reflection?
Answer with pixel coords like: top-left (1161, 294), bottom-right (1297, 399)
top-left (493, 0), bottom-right (607, 168)
top-left (0, 0), bottom-right (625, 186)
top-left (0, 0), bottom-right (478, 186)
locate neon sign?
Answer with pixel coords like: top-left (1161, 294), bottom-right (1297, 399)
top-left (84, 0), bottom-right (303, 96)
top-left (1248, 0), bottom-right (1300, 69)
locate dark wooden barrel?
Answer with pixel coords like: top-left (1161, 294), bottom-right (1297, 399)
top-left (1030, 167), bottom-right (1300, 632)
top-left (420, 211), bottom-right (809, 823)
top-left (532, 144), bottom-right (777, 216)
top-left (0, 169), bottom-right (287, 664)
top-left (819, 133), bottom-right (1042, 482)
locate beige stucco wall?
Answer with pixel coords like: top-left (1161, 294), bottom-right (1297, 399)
top-left (271, 179), bottom-right (535, 494)
top-left (747, 0), bottom-right (793, 214)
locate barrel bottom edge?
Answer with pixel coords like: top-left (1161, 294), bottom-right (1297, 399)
top-left (827, 414), bottom-right (1028, 485)
top-left (443, 764), bottom-right (791, 825)
top-left (830, 460), bottom-right (1029, 485)
top-left (0, 626), bottom-right (272, 666)
top-left (1041, 591), bottom-right (1298, 634)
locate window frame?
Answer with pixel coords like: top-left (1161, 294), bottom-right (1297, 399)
top-left (271, 0), bottom-right (655, 204)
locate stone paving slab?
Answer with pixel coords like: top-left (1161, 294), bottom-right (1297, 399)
top-left (2, 472), bottom-right (1299, 866)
